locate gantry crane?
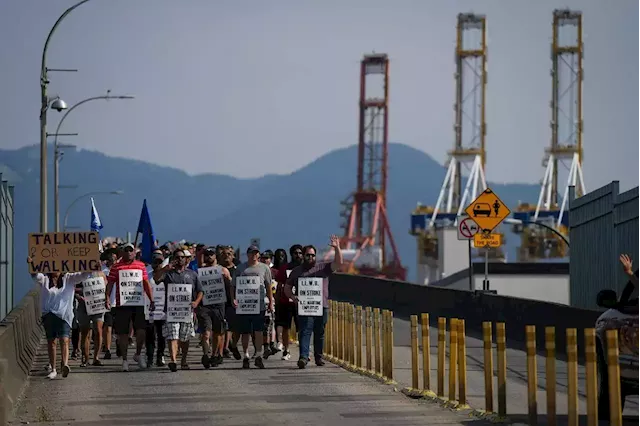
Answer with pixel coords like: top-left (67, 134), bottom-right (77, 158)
top-left (513, 9), bottom-right (585, 261)
top-left (411, 12), bottom-right (504, 276)
top-left (327, 53), bottom-right (405, 281)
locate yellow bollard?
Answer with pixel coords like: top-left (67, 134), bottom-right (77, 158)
top-left (388, 310), bottom-right (394, 380)
top-left (448, 318), bottom-right (458, 402)
top-left (382, 310), bottom-right (390, 378)
top-left (373, 308), bottom-right (381, 374)
top-left (332, 301), bottom-right (338, 358)
top-left (346, 304), bottom-right (352, 365)
top-left (482, 322), bottom-right (494, 412)
top-left (584, 329), bottom-right (598, 426)
top-left (355, 306), bottom-right (363, 368)
top-left (421, 313), bottom-right (431, 391)
top-left (338, 302), bottom-right (344, 361)
top-left (526, 325), bottom-right (538, 425)
top-left (365, 307), bottom-right (372, 371)
top-left (545, 327), bottom-right (556, 426)
top-left (606, 329), bottom-right (622, 426)
top-left (326, 301), bottom-right (332, 357)
top-left (496, 322), bottom-right (507, 417)
top-left (566, 328), bottom-right (578, 426)
top-left (410, 315), bottom-right (419, 389)
top-left (349, 304), bottom-right (355, 365)
top-left (457, 319), bottom-right (468, 406)
top-left (437, 317), bottom-right (446, 397)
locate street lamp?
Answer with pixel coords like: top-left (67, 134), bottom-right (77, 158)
top-left (52, 90), bottom-right (135, 231)
top-left (63, 190), bottom-right (123, 231)
top-left (504, 218), bottom-right (570, 247)
top-left (39, 0), bottom-right (93, 233)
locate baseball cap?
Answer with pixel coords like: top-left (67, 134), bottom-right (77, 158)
top-left (204, 246), bottom-right (216, 254)
top-left (247, 245), bottom-right (260, 254)
top-left (122, 243), bottom-right (134, 250)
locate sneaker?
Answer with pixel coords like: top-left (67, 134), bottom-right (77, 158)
top-left (168, 362), bottom-right (177, 372)
top-left (315, 357), bottom-right (325, 367)
top-left (181, 363), bottom-right (190, 370)
top-left (230, 346), bottom-right (242, 360)
top-left (92, 359), bottom-right (103, 367)
top-left (122, 360), bottom-right (129, 372)
top-left (70, 350), bottom-right (79, 360)
top-left (80, 355), bottom-right (88, 367)
top-left (254, 356), bottom-right (265, 369)
top-left (103, 350), bottom-right (112, 360)
top-left (47, 370), bottom-right (57, 380)
top-left (202, 354), bottom-right (211, 369)
top-left (213, 355), bottom-right (223, 366)
top-left (62, 364), bottom-right (70, 377)
top-left (116, 346), bottom-right (122, 358)
top-left (263, 347), bottom-right (272, 359)
top-left (270, 343), bottom-right (280, 355)
top-left (223, 348), bottom-right (231, 359)
top-left (128, 337), bottom-right (134, 346)
top-left (133, 353), bottom-right (140, 363)
top-left (281, 351), bottom-right (291, 361)
top-left (45, 364), bottom-right (52, 373)
top-left (242, 358), bottom-right (250, 369)
top-left (156, 357), bottom-right (166, 367)
top-left (297, 358), bottom-right (308, 369)
top-left (138, 356), bottom-right (147, 369)
top-left (277, 342), bottom-right (284, 351)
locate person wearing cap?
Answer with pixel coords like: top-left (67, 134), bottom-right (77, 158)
top-left (100, 248), bottom-right (118, 360)
top-left (145, 251), bottom-right (168, 367)
top-left (196, 247), bottom-right (232, 368)
top-left (105, 243), bottom-right (155, 371)
top-left (231, 245), bottom-right (273, 369)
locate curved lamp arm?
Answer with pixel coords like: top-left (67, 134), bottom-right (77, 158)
top-left (63, 190), bottom-right (123, 231)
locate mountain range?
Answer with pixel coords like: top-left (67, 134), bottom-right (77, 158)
top-left (0, 143), bottom-right (542, 302)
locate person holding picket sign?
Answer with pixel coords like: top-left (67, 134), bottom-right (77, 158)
top-left (285, 235), bottom-right (343, 369)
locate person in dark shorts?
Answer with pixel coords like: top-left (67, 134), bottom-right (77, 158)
top-left (196, 247), bottom-right (232, 368)
top-left (100, 248), bottom-right (118, 359)
top-left (218, 246), bottom-right (240, 359)
top-left (105, 243), bottom-right (155, 372)
top-left (275, 244), bottom-right (303, 360)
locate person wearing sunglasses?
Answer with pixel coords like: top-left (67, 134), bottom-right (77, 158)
top-left (285, 235), bottom-right (343, 369)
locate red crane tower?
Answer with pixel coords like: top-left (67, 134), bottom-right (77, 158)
top-left (337, 53), bottom-right (405, 281)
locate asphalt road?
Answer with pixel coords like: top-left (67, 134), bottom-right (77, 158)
top-left (11, 337), bottom-right (495, 426)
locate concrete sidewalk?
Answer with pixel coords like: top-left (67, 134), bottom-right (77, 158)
top-left (383, 317), bottom-right (639, 425)
top-left (11, 337), bottom-right (495, 426)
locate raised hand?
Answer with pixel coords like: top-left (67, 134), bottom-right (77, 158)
top-left (619, 254), bottom-right (634, 276)
top-left (329, 234), bottom-right (340, 248)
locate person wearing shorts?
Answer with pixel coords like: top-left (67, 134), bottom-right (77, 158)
top-left (106, 243), bottom-right (155, 372)
top-left (232, 245), bottom-right (273, 369)
top-left (74, 271), bottom-right (107, 367)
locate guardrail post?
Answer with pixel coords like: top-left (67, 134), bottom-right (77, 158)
top-left (606, 329), bottom-right (622, 426)
top-left (437, 317), bottom-right (446, 397)
top-left (355, 305), bottom-right (362, 368)
top-left (496, 322), bottom-right (507, 417)
top-left (382, 309), bottom-right (390, 378)
top-left (349, 304), bottom-right (355, 365)
top-left (448, 318), bottom-right (458, 402)
top-left (526, 325), bottom-right (538, 425)
top-left (326, 301), bottom-right (332, 357)
top-left (584, 328), bottom-right (598, 426)
top-left (410, 315), bottom-right (419, 389)
top-left (332, 301), bottom-right (338, 358)
top-left (482, 321), bottom-right (494, 412)
top-left (365, 307), bottom-right (372, 371)
top-left (457, 319), bottom-right (467, 406)
top-left (388, 310), bottom-right (394, 380)
top-left (421, 313), bottom-right (430, 391)
top-left (338, 302), bottom-right (344, 361)
top-left (346, 304), bottom-right (353, 365)
top-left (545, 326), bottom-right (556, 426)
top-left (373, 308), bottom-right (381, 374)
top-left (567, 328), bottom-right (578, 426)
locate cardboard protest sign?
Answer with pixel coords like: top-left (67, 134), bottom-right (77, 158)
top-left (199, 266), bottom-right (226, 306)
top-left (166, 283), bottom-right (193, 323)
top-left (82, 276), bottom-right (107, 315)
top-left (297, 277), bottom-right (323, 316)
top-left (236, 276), bottom-right (260, 315)
top-left (28, 232), bottom-right (101, 274)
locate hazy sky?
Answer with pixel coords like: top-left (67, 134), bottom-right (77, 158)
top-left (1, 0), bottom-right (638, 191)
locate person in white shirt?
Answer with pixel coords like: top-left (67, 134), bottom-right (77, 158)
top-left (28, 257), bottom-right (92, 380)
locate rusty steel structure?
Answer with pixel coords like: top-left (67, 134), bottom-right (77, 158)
top-left (338, 53), bottom-right (405, 281)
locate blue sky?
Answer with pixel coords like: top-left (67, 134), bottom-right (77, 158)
top-left (1, 0), bottom-right (637, 191)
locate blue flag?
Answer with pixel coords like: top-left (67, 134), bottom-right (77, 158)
top-left (137, 199), bottom-right (156, 264)
top-left (90, 197), bottom-right (104, 252)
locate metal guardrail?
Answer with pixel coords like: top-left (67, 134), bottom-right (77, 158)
top-left (0, 173), bottom-right (16, 321)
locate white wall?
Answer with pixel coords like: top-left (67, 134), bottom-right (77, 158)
top-left (472, 274), bottom-right (570, 305)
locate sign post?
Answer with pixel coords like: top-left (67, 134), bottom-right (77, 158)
top-left (464, 189), bottom-right (511, 292)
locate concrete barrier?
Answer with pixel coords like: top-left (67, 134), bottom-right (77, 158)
top-left (0, 287), bottom-right (42, 426)
top-left (329, 273), bottom-right (602, 359)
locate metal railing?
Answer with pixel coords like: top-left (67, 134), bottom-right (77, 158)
top-left (0, 173), bottom-right (15, 321)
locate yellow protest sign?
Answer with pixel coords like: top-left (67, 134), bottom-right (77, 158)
top-left (464, 188), bottom-right (511, 233)
top-left (28, 231), bottom-right (101, 274)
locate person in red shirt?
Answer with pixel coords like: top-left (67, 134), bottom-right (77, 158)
top-left (105, 243), bottom-right (154, 371)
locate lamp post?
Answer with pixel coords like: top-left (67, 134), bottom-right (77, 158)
top-left (53, 91), bottom-right (135, 231)
top-left (39, 0), bottom-right (93, 233)
top-left (504, 218), bottom-right (570, 247)
top-left (63, 190), bottom-right (123, 231)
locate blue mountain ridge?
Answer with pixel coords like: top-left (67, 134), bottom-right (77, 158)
top-left (0, 143), bottom-right (541, 302)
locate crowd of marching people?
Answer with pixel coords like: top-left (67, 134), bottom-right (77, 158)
top-left (29, 235), bottom-right (343, 379)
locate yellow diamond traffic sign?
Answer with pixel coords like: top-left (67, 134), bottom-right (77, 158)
top-left (464, 188), bottom-right (511, 233)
